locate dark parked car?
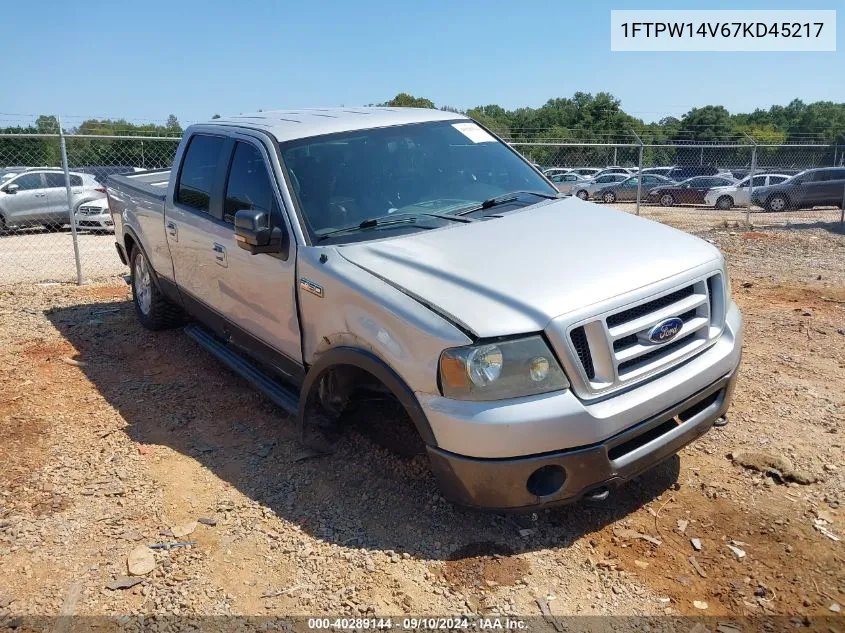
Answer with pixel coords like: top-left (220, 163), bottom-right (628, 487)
top-left (74, 165), bottom-right (139, 185)
top-left (751, 167), bottom-right (845, 212)
top-left (595, 174), bottom-right (674, 203)
top-left (646, 175), bottom-right (737, 207)
top-left (666, 165), bottom-right (732, 181)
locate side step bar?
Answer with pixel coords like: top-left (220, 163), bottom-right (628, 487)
top-left (184, 324), bottom-right (299, 415)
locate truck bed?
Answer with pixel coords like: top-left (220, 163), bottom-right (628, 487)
top-left (107, 168), bottom-right (171, 201)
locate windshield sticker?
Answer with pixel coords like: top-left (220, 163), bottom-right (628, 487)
top-left (452, 122), bottom-right (496, 144)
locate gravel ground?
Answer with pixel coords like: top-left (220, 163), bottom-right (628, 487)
top-left (0, 210), bottom-right (843, 626)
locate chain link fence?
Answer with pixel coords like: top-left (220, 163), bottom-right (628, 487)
top-left (513, 141), bottom-right (845, 231)
top-left (0, 125), bottom-right (179, 285)
top-left (1, 125), bottom-right (843, 286)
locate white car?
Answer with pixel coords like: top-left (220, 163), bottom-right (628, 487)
top-left (704, 173), bottom-right (791, 209)
top-left (75, 197), bottom-right (114, 232)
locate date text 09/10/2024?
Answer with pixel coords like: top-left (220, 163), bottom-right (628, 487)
top-left (307, 617), bottom-right (528, 630)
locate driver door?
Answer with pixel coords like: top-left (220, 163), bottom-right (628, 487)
top-left (1, 172), bottom-right (46, 225)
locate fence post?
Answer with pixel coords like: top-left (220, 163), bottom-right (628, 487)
top-left (743, 134), bottom-right (757, 227)
top-left (631, 131), bottom-right (644, 216)
top-left (58, 117), bottom-right (83, 285)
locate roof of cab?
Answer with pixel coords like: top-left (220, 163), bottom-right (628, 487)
top-left (203, 107), bottom-right (468, 143)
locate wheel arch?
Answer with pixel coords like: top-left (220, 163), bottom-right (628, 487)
top-left (297, 346), bottom-right (437, 447)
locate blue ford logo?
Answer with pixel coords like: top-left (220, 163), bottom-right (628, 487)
top-left (646, 317), bottom-right (684, 344)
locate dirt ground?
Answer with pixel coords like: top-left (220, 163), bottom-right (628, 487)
top-left (0, 210), bottom-right (843, 627)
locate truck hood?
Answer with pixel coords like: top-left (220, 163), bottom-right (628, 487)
top-left (337, 198), bottom-right (721, 337)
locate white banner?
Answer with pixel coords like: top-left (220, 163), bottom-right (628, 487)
top-left (611, 10), bottom-right (836, 52)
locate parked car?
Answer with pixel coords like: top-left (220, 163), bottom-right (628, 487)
top-left (594, 167), bottom-right (633, 178)
top-left (639, 167), bottom-right (675, 178)
top-left (548, 171), bottom-right (588, 194)
top-left (566, 167), bottom-right (603, 178)
top-left (665, 166), bottom-right (732, 181)
top-left (75, 197), bottom-right (114, 232)
top-left (107, 108), bottom-right (741, 511)
top-left (542, 167), bottom-right (571, 178)
top-left (571, 173), bottom-right (630, 200)
top-left (646, 175), bottom-right (737, 207)
top-left (0, 169), bottom-right (105, 231)
top-left (751, 167), bottom-right (845, 212)
top-left (704, 174), bottom-right (791, 209)
top-left (75, 165), bottom-right (143, 185)
top-left (595, 174), bottom-right (675, 203)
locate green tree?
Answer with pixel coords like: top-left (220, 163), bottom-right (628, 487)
top-left (384, 93), bottom-right (435, 108)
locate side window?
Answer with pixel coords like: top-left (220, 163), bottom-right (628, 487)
top-left (827, 168), bottom-right (845, 181)
top-left (768, 176), bottom-right (787, 185)
top-left (11, 173), bottom-right (42, 190)
top-left (564, 174), bottom-right (577, 181)
top-left (177, 135), bottom-right (225, 212)
top-left (550, 174), bottom-right (564, 183)
top-left (44, 173), bottom-right (67, 188)
top-left (70, 175), bottom-right (83, 186)
top-left (596, 175), bottom-right (613, 183)
top-left (224, 142), bottom-right (278, 223)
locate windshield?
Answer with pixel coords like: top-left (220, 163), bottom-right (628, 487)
top-left (279, 120), bottom-right (556, 243)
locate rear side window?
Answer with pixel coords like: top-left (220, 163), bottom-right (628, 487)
top-left (45, 173), bottom-right (66, 188)
top-left (177, 135), bottom-right (225, 212)
top-left (70, 175), bottom-right (83, 186)
top-left (224, 142), bottom-right (278, 223)
top-left (828, 168), bottom-right (845, 181)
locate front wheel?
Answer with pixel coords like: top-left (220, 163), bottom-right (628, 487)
top-left (766, 194), bottom-right (788, 212)
top-left (659, 193), bottom-right (675, 207)
top-left (130, 246), bottom-right (183, 330)
top-left (715, 195), bottom-right (733, 210)
top-left (576, 190), bottom-right (589, 200)
top-left (602, 191), bottom-right (616, 203)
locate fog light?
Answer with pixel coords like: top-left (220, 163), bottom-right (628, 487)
top-left (528, 356), bottom-right (550, 382)
top-left (526, 465), bottom-right (566, 497)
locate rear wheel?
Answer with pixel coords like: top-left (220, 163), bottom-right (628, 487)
top-left (660, 193), bottom-right (675, 207)
top-left (715, 195), bottom-right (733, 210)
top-left (766, 193), bottom-right (788, 212)
top-left (602, 191), bottom-right (616, 203)
top-left (576, 190), bottom-right (589, 200)
top-left (130, 246), bottom-right (183, 330)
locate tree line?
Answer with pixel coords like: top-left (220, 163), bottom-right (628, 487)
top-left (3, 94), bottom-right (844, 170)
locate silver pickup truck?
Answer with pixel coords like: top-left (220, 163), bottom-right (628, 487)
top-left (107, 108), bottom-right (742, 511)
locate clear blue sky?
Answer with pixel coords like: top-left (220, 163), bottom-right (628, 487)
top-left (2, 0), bottom-right (842, 127)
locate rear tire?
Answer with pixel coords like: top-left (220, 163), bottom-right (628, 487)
top-left (130, 246), bottom-right (183, 330)
top-left (715, 195), bottom-right (733, 210)
top-left (659, 193), bottom-right (675, 207)
top-left (602, 191), bottom-right (616, 203)
top-left (576, 190), bottom-right (589, 200)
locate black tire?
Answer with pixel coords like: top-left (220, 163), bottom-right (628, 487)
top-left (659, 193), bottom-right (675, 207)
top-left (715, 195), bottom-right (733, 210)
top-left (766, 193), bottom-right (789, 213)
top-left (602, 191), bottom-right (616, 203)
top-left (129, 246), bottom-right (183, 330)
top-left (576, 190), bottom-right (589, 200)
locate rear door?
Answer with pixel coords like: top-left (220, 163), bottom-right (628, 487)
top-left (165, 133), bottom-right (229, 321)
top-left (821, 168), bottom-right (845, 206)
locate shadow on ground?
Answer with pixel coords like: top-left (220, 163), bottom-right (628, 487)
top-left (46, 299), bottom-right (680, 561)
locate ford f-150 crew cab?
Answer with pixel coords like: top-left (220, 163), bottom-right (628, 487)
top-left (107, 108), bottom-right (742, 511)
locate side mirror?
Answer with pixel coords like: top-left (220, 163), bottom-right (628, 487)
top-left (234, 209), bottom-right (288, 257)
top-left (4, 183), bottom-right (19, 194)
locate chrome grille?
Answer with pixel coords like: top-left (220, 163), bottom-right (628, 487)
top-left (566, 273), bottom-right (725, 396)
top-left (79, 206), bottom-right (104, 216)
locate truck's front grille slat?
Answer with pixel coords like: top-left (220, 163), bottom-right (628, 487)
top-left (565, 273), bottom-right (724, 396)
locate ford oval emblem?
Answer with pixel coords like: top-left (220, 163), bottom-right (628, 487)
top-left (646, 317), bottom-right (684, 344)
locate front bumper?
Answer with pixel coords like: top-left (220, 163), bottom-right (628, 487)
top-left (76, 213), bottom-right (114, 230)
top-left (428, 364), bottom-right (738, 511)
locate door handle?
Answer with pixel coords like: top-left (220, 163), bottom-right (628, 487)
top-left (166, 220), bottom-right (178, 241)
top-left (212, 243), bottom-right (227, 267)
top-left (35, 193), bottom-right (47, 198)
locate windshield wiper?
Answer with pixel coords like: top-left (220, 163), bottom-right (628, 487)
top-left (454, 190), bottom-right (560, 216)
top-left (316, 212), bottom-right (470, 241)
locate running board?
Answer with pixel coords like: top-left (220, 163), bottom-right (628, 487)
top-left (184, 324), bottom-right (299, 415)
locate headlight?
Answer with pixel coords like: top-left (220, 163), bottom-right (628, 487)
top-left (439, 336), bottom-right (569, 401)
